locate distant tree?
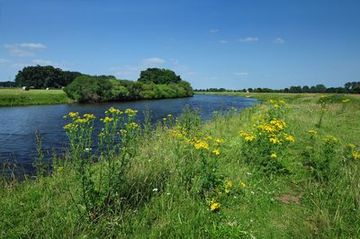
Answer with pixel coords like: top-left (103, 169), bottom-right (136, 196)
top-left (0, 81), bottom-right (17, 88)
top-left (302, 85), bottom-right (310, 92)
top-left (138, 68), bottom-right (181, 84)
top-left (15, 65), bottom-right (82, 88)
top-left (314, 84), bottom-right (327, 93)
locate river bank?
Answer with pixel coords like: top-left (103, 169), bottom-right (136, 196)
top-left (1, 93), bottom-right (359, 238)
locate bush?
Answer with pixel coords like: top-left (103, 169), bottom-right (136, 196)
top-left (64, 75), bottom-right (114, 103)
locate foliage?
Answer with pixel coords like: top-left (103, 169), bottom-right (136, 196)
top-left (64, 72), bottom-right (193, 103)
top-left (138, 68), bottom-right (182, 84)
top-left (14, 65), bottom-right (82, 88)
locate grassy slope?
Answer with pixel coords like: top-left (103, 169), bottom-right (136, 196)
top-left (1, 93), bottom-right (360, 238)
top-left (0, 88), bottom-right (72, 106)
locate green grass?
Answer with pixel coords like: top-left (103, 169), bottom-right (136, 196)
top-left (0, 88), bottom-right (72, 106)
top-left (1, 93), bottom-right (360, 238)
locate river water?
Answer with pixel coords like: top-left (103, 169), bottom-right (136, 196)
top-left (0, 94), bottom-right (257, 175)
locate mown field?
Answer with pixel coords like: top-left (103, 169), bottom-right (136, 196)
top-left (0, 93), bottom-right (359, 238)
top-left (0, 88), bottom-right (72, 106)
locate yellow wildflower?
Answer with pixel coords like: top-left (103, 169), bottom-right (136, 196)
top-left (352, 150), bottom-right (360, 160)
top-left (83, 113), bottom-right (96, 120)
top-left (215, 138), bottom-right (224, 144)
top-left (240, 131), bottom-right (256, 142)
top-left (284, 134), bottom-right (295, 142)
top-left (209, 199), bottom-right (220, 212)
top-left (194, 140), bottom-right (209, 150)
top-left (125, 108), bottom-right (138, 117)
top-left (68, 112), bottom-right (79, 118)
top-left (270, 119), bottom-right (286, 131)
top-left (240, 181), bottom-right (246, 188)
top-left (269, 137), bottom-right (281, 144)
top-left (270, 152), bottom-right (277, 159)
top-left (101, 116), bottom-right (113, 123)
top-left (106, 107), bottom-right (122, 115)
top-left (212, 149), bottom-right (221, 156)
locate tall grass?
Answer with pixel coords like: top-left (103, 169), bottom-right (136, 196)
top-left (0, 93), bottom-right (359, 238)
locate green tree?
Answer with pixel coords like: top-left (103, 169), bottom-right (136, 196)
top-left (138, 68), bottom-right (182, 84)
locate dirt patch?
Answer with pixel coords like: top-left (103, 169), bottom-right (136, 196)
top-left (275, 194), bottom-right (302, 204)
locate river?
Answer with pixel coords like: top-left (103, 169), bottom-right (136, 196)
top-left (0, 94), bottom-right (257, 175)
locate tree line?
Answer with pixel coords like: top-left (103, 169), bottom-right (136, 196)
top-left (64, 68), bottom-right (193, 103)
top-left (196, 82), bottom-right (360, 94)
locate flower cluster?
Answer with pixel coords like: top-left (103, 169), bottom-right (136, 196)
top-left (239, 99), bottom-right (295, 174)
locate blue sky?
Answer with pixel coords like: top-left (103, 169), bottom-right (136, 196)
top-left (0, 0), bottom-right (359, 89)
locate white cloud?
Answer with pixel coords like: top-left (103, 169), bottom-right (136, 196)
top-left (219, 40), bottom-right (229, 44)
top-left (273, 37), bottom-right (285, 44)
top-left (209, 29), bottom-right (219, 33)
top-left (4, 42), bottom-right (47, 57)
top-left (238, 37), bottom-right (259, 43)
top-left (234, 72), bottom-right (249, 76)
top-left (19, 43), bottom-right (47, 49)
top-left (142, 57), bottom-right (165, 67)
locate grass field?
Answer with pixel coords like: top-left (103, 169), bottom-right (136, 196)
top-left (0, 88), bottom-right (72, 106)
top-left (1, 93), bottom-right (359, 238)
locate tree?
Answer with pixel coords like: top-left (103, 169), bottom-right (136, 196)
top-left (138, 68), bottom-right (182, 84)
top-left (15, 65), bottom-right (82, 88)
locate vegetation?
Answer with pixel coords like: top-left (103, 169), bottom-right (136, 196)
top-left (138, 68), bottom-right (182, 84)
top-left (1, 92), bottom-right (359, 238)
top-left (64, 69), bottom-right (193, 103)
top-left (0, 88), bottom-right (72, 106)
top-left (14, 65), bottom-right (82, 89)
top-left (197, 81), bottom-right (360, 94)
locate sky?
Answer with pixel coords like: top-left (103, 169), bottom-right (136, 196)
top-left (0, 0), bottom-right (359, 89)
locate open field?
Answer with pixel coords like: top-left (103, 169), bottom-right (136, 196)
top-left (0, 88), bottom-right (72, 106)
top-left (1, 93), bottom-right (360, 238)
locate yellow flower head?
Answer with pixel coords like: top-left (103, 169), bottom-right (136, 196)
top-left (212, 149), bottom-right (221, 156)
top-left (240, 181), bottom-right (246, 188)
top-left (68, 112), bottom-right (79, 119)
top-left (284, 134), bottom-right (295, 143)
top-left (83, 113), bottom-right (96, 120)
top-left (101, 116), bottom-right (113, 123)
top-left (125, 108), bottom-right (138, 117)
top-left (106, 107), bottom-right (122, 115)
top-left (270, 152), bottom-right (277, 159)
top-left (194, 140), bottom-right (209, 150)
top-left (215, 138), bottom-right (224, 144)
top-left (209, 199), bottom-right (220, 212)
top-left (352, 150), bottom-right (360, 160)
top-left (240, 131), bottom-right (256, 142)
top-left (269, 137), bottom-right (281, 144)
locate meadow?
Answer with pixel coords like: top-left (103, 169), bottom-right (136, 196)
top-left (0, 92), bottom-right (359, 238)
top-left (0, 88), bottom-right (72, 106)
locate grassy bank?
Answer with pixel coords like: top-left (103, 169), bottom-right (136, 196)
top-left (0, 88), bottom-right (72, 106)
top-left (1, 93), bottom-right (360, 238)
